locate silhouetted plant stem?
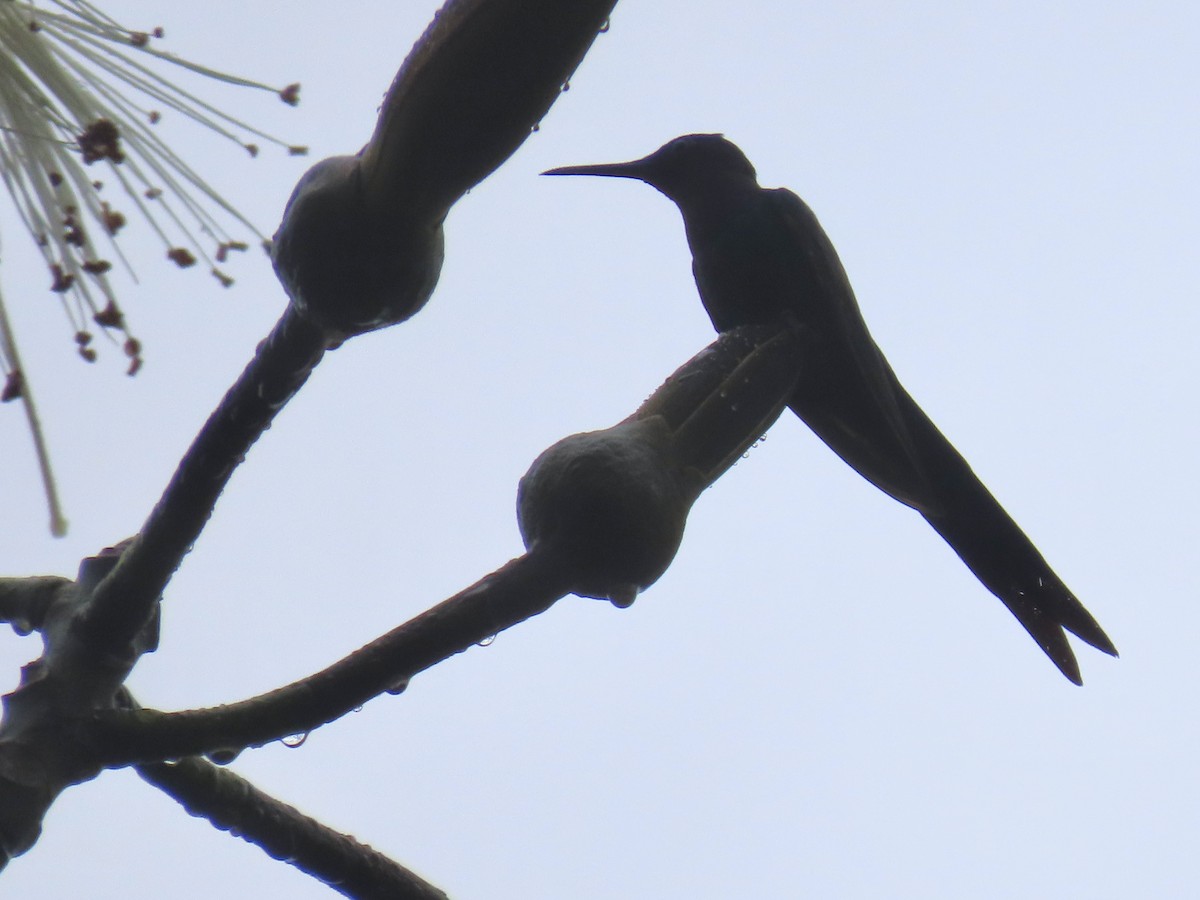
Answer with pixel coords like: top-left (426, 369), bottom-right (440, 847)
top-left (138, 757), bottom-right (448, 900)
top-left (79, 309), bottom-right (327, 654)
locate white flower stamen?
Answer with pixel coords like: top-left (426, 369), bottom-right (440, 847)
top-left (0, 0), bottom-right (306, 534)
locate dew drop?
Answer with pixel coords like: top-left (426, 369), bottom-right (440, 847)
top-left (599, 18), bottom-right (611, 33)
top-left (560, 80), bottom-right (570, 93)
top-left (387, 677), bottom-right (410, 696)
top-left (281, 732), bottom-right (309, 748)
top-left (477, 634), bottom-right (496, 647)
top-left (207, 747), bottom-right (241, 766)
top-left (608, 585), bottom-right (638, 609)
top-left (531, 122), bottom-right (541, 133)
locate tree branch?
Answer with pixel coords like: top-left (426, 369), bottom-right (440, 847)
top-left (1, 0), bottom-right (626, 883)
top-left (87, 326), bottom-right (804, 766)
top-left (137, 757), bottom-right (447, 900)
top-left (0, 576), bottom-right (70, 635)
top-left (78, 309), bottom-right (327, 655)
top-left (90, 551), bottom-right (573, 766)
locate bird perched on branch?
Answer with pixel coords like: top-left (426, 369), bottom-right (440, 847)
top-left (544, 133), bottom-right (1116, 683)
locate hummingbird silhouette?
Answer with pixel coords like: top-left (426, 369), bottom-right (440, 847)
top-left (545, 133), bottom-right (1116, 683)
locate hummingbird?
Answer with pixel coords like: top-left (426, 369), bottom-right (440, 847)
top-left (544, 133), bottom-right (1117, 683)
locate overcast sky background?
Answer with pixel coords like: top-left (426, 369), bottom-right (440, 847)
top-left (1, 2), bottom-right (1197, 897)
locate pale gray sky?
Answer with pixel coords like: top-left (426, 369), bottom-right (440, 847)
top-left (1, 2), bottom-right (1197, 897)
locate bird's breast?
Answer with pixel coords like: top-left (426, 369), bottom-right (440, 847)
top-left (686, 203), bottom-right (821, 334)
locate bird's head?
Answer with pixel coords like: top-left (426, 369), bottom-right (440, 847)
top-left (543, 133), bottom-right (758, 202)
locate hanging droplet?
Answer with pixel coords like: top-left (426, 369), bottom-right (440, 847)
top-left (608, 585), bottom-right (638, 609)
top-left (599, 18), bottom-right (611, 33)
top-left (387, 677), bottom-right (410, 696)
top-left (207, 747), bottom-right (242, 765)
top-left (281, 732), bottom-right (309, 748)
top-left (477, 634), bottom-right (496, 647)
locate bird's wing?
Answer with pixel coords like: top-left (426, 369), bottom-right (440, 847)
top-left (767, 193), bottom-right (1117, 679)
top-left (766, 189), bottom-right (942, 513)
